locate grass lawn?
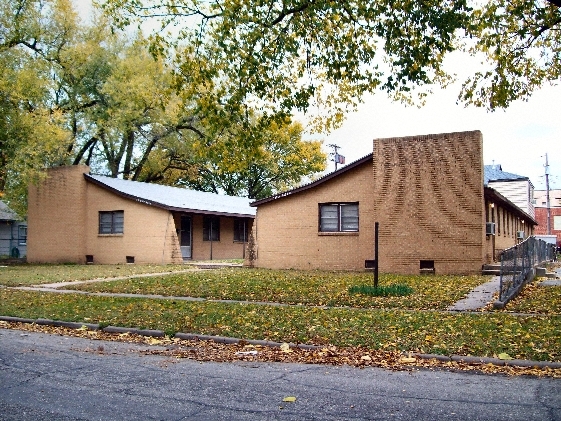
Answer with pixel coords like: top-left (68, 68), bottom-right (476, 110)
top-left (0, 263), bottom-right (191, 287)
top-left (1, 264), bottom-right (560, 362)
top-left (65, 268), bottom-right (489, 310)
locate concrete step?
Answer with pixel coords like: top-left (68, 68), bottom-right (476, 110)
top-left (482, 269), bottom-right (501, 276)
top-left (482, 264), bottom-right (501, 276)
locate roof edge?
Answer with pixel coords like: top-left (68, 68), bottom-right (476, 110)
top-left (85, 173), bottom-right (173, 211)
top-left (484, 186), bottom-right (537, 225)
top-left (84, 174), bottom-right (255, 218)
top-left (251, 154), bottom-right (373, 207)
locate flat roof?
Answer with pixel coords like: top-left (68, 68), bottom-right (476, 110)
top-left (85, 174), bottom-right (255, 218)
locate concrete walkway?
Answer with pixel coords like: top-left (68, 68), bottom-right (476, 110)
top-left (446, 276), bottom-right (501, 312)
top-left (447, 264), bottom-right (561, 312)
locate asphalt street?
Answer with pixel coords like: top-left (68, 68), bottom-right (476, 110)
top-left (1, 329), bottom-right (560, 421)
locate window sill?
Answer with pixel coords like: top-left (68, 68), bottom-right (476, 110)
top-left (98, 234), bottom-right (124, 237)
top-left (318, 232), bottom-right (359, 236)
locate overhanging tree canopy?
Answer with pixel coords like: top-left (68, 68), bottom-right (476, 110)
top-left (100, 0), bottom-right (561, 122)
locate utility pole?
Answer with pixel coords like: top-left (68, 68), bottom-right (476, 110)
top-left (545, 153), bottom-right (551, 235)
top-left (327, 144), bottom-right (345, 171)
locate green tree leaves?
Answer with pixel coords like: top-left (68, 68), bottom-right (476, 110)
top-left (1, 0), bottom-right (327, 214)
top-left (99, 0), bottom-right (561, 116)
top-left (462, 0), bottom-right (561, 110)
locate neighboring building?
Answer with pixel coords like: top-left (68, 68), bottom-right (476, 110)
top-left (533, 189), bottom-right (561, 246)
top-left (27, 165), bottom-right (255, 264)
top-left (484, 164), bottom-right (535, 218)
top-left (250, 131), bottom-right (536, 275)
top-left (483, 187), bottom-right (537, 262)
top-left (534, 189), bottom-right (561, 208)
top-left (0, 200), bottom-right (27, 258)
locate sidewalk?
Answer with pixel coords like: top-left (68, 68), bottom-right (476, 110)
top-left (447, 276), bottom-right (500, 311)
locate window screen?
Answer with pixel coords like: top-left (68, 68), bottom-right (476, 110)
top-left (319, 203), bottom-right (359, 232)
top-left (234, 218), bottom-right (249, 242)
top-left (99, 211), bottom-right (124, 234)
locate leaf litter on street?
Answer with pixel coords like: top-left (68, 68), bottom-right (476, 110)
top-left (1, 320), bottom-right (560, 378)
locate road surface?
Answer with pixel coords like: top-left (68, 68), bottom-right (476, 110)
top-left (0, 328), bottom-right (559, 421)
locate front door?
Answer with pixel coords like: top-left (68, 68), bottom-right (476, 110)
top-left (180, 216), bottom-right (192, 259)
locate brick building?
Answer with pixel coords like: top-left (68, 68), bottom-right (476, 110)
top-left (250, 131), bottom-right (536, 274)
top-left (533, 189), bottom-right (561, 246)
top-left (27, 165), bottom-right (255, 264)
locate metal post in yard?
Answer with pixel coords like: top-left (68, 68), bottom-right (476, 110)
top-left (374, 222), bottom-right (379, 289)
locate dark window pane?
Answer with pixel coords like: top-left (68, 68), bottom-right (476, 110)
top-left (203, 216), bottom-right (220, 241)
top-left (234, 219), bottom-right (248, 242)
top-left (319, 203), bottom-right (359, 232)
top-left (99, 211), bottom-right (124, 234)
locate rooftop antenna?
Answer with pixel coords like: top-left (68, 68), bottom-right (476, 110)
top-left (327, 144), bottom-right (345, 171)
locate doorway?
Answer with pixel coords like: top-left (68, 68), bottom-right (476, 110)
top-left (180, 215), bottom-right (192, 259)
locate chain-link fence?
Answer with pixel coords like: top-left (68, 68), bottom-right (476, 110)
top-left (499, 237), bottom-right (557, 304)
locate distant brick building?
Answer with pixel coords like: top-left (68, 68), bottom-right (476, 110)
top-left (533, 188), bottom-right (561, 246)
top-left (250, 131), bottom-right (535, 274)
top-left (27, 166), bottom-right (255, 264)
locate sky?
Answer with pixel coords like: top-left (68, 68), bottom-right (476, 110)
top-left (316, 56), bottom-right (560, 192)
top-left (79, 1), bottom-right (558, 191)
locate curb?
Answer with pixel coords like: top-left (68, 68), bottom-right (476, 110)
top-left (1, 315), bottom-right (560, 369)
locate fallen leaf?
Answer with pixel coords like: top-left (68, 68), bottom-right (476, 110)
top-left (280, 343), bottom-right (292, 353)
top-left (498, 353), bottom-right (513, 360)
top-left (148, 337), bottom-right (163, 345)
top-left (361, 355), bottom-right (372, 361)
top-left (400, 357), bottom-right (416, 364)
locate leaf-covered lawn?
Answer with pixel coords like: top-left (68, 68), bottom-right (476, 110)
top-left (66, 268), bottom-right (490, 310)
top-left (0, 264), bottom-right (191, 287)
top-left (1, 289), bottom-right (559, 362)
top-left (500, 282), bottom-right (561, 315)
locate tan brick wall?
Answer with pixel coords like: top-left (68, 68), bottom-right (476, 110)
top-left (27, 166), bottom-right (250, 264)
top-left (254, 131), bottom-right (485, 274)
top-left (27, 166), bottom-right (89, 263)
top-left (84, 182), bottom-right (182, 264)
top-left (253, 161), bottom-right (375, 270)
top-left (191, 215), bottom-right (249, 260)
top-left (484, 199), bottom-right (537, 262)
top-left (372, 131), bottom-right (485, 274)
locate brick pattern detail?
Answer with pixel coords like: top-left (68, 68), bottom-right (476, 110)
top-left (85, 182), bottom-right (181, 264)
top-left (253, 131), bottom-right (487, 274)
top-left (372, 131), bottom-right (484, 274)
top-left (534, 207), bottom-right (561, 246)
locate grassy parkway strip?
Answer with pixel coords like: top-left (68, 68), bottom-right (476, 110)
top-left (1, 265), bottom-right (560, 366)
